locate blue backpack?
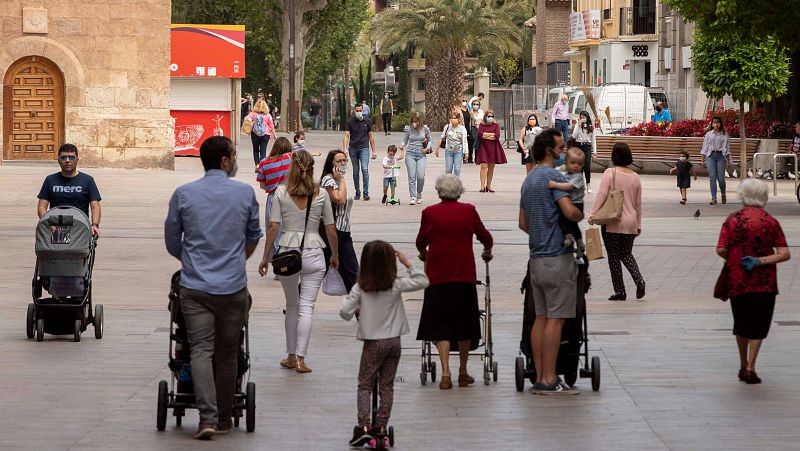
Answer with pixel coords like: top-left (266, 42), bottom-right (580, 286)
top-left (253, 114), bottom-right (267, 137)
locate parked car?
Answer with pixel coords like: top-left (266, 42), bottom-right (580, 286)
top-left (567, 83), bottom-right (658, 134)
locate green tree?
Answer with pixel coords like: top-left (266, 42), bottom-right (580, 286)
top-left (372, 0), bottom-right (524, 130)
top-left (691, 32), bottom-right (789, 177)
top-left (395, 52), bottom-right (410, 113)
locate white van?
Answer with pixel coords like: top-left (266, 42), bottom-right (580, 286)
top-left (567, 84), bottom-right (657, 134)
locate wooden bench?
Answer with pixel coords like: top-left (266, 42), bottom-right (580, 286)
top-left (594, 136), bottom-right (760, 170)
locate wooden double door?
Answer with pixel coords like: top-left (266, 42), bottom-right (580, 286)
top-left (3, 56), bottom-right (64, 160)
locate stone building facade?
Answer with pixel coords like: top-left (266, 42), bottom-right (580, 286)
top-left (528, 0), bottom-right (572, 86)
top-left (0, 0), bottom-right (174, 168)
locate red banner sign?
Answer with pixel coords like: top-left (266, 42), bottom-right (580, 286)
top-left (171, 111), bottom-right (231, 156)
top-left (171, 24), bottom-right (245, 78)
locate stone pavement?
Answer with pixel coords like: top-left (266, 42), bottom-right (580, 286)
top-left (0, 130), bottom-right (799, 450)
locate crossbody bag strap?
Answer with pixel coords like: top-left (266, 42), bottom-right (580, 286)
top-left (612, 168), bottom-right (617, 190)
top-left (299, 194), bottom-right (313, 251)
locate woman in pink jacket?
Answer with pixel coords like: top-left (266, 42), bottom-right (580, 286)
top-left (246, 98), bottom-right (276, 168)
top-left (588, 142), bottom-right (645, 301)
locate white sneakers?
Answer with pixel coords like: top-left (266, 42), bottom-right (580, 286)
top-left (417, 195), bottom-right (423, 204)
top-left (409, 198), bottom-right (417, 205)
top-left (586, 184), bottom-right (592, 193)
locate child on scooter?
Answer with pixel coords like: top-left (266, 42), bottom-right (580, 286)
top-left (340, 241), bottom-right (429, 448)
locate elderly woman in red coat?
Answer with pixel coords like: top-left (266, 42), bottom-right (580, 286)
top-left (416, 174), bottom-right (493, 390)
top-left (716, 179), bottom-right (790, 384)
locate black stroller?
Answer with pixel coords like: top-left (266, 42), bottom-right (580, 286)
top-left (28, 206), bottom-right (103, 342)
top-left (514, 259), bottom-right (600, 392)
top-left (156, 271), bottom-right (255, 432)
top-left (420, 262), bottom-right (497, 386)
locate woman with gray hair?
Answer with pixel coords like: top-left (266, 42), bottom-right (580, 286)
top-left (415, 175), bottom-right (493, 389)
top-left (716, 179), bottom-right (791, 384)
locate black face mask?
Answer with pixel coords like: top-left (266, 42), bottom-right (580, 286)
top-left (655, 106), bottom-right (662, 112)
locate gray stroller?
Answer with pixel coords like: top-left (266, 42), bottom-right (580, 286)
top-left (28, 206), bottom-right (103, 342)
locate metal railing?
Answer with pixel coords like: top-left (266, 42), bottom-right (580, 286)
top-left (751, 152), bottom-right (798, 196)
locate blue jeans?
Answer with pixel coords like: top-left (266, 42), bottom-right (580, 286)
top-left (554, 119), bottom-right (570, 140)
top-left (405, 150), bottom-right (427, 198)
top-left (706, 152), bottom-right (727, 200)
top-left (251, 133), bottom-right (270, 165)
top-left (349, 147), bottom-right (371, 196)
top-left (445, 149), bottom-right (464, 177)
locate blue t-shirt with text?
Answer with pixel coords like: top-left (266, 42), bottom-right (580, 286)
top-left (37, 172), bottom-right (102, 217)
top-left (520, 166), bottom-right (570, 257)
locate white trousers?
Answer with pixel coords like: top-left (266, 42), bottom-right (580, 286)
top-left (279, 247), bottom-right (326, 357)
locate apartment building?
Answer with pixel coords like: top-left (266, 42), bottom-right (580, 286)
top-left (526, 0), bottom-right (572, 86)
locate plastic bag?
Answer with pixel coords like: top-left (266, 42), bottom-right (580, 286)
top-left (322, 269), bottom-right (348, 296)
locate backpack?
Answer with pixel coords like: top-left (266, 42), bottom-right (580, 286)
top-left (253, 114), bottom-right (267, 137)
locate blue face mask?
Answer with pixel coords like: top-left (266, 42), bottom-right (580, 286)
top-left (462, 101), bottom-right (467, 107)
top-left (486, 117), bottom-right (495, 124)
top-left (355, 112), bottom-right (364, 120)
top-left (471, 105), bottom-right (479, 111)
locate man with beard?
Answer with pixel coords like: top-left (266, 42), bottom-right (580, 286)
top-left (164, 136), bottom-right (262, 439)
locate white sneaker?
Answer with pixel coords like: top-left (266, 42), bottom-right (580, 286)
top-left (409, 198), bottom-right (416, 205)
top-left (417, 195), bottom-right (423, 204)
top-left (586, 184), bottom-right (592, 193)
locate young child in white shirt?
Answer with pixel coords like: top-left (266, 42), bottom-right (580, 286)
top-left (340, 241), bottom-right (429, 448)
top-left (382, 145), bottom-right (400, 204)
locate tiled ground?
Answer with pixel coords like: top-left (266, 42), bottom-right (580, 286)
top-left (1, 131), bottom-right (799, 450)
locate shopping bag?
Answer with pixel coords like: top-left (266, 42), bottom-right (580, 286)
top-left (713, 265), bottom-right (729, 302)
top-left (585, 227), bottom-right (604, 261)
top-left (322, 269), bottom-right (348, 296)
top-left (589, 169), bottom-right (624, 225)
top-left (241, 117), bottom-right (254, 135)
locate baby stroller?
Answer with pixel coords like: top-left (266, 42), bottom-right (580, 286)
top-left (420, 262), bottom-right (497, 386)
top-left (514, 258), bottom-right (600, 391)
top-left (28, 206), bottom-right (102, 342)
top-left (156, 271), bottom-right (255, 432)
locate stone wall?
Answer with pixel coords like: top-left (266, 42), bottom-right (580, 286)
top-left (0, 0), bottom-right (174, 169)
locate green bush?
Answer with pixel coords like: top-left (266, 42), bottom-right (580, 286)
top-left (391, 112), bottom-right (426, 132)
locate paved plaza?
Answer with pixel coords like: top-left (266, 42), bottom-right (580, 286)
top-left (1, 130), bottom-right (800, 450)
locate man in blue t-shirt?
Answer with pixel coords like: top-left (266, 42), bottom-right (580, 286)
top-left (37, 144), bottom-right (102, 237)
top-left (519, 128), bottom-right (583, 395)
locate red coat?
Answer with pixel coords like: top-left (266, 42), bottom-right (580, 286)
top-left (416, 201), bottom-right (493, 285)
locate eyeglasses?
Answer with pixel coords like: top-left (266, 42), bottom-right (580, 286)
top-left (59, 155), bottom-right (77, 161)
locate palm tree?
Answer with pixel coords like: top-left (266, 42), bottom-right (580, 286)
top-left (372, 0), bottom-right (524, 130)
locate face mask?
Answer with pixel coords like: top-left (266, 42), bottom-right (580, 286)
top-left (472, 105), bottom-right (479, 111)
top-left (338, 163), bottom-right (348, 175)
top-left (297, 140), bottom-right (305, 145)
top-left (486, 117), bottom-right (494, 124)
top-left (580, 119), bottom-right (587, 124)
top-left (655, 106), bottom-right (662, 112)
top-left (226, 159), bottom-right (238, 178)
top-left (679, 156), bottom-right (687, 161)
top-left (384, 95), bottom-right (389, 99)
top-left (355, 112), bottom-right (364, 120)
top-left (462, 101), bottom-right (467, 107)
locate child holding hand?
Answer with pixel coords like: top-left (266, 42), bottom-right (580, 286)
top-left (340, 241), bottom-right (429, 448)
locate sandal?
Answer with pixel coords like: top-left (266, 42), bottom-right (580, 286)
top-left (680, 198), bottom-right (687, 205)
top-left (710, 199), bottom-right (717, 206)
top-left (487, 188), bottom-right (495, 193)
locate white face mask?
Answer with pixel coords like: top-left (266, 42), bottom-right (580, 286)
top-left (486, 117), bottom-right (494, 124)
top-left (679, 156), bottom-right (687, 161)
top-left (297, 140), bottom-right (305, 145)
top-left (338, 163), bottom-right (348, 175)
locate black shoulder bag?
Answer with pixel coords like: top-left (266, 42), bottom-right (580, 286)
top-left (272, 194), bottom-right (313, 277)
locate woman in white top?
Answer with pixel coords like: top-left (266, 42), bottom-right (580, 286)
top-left (437, 112), bottom-right (469, 177)
top-left (517, 113), bottom-right (543, 174)
top-left (258, 150), bottom-right (339, 373)
top-left (320, 149), bottom-right (358, 292)
top-left (468, 99), bottom-right (484, 163)
top-left (340, 241), bottom-right (429, 447)
top-left (701, 116), bottom-right (732, 205)
top-left (571, 111), bottom-right (598, 192)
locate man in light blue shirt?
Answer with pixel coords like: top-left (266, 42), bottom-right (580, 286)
top-left (652, 101), bottom-right (672, 123)
top-left (164, 136), bottom-right (262, 439)
top-left (519, 129), bottom-right (583, 396)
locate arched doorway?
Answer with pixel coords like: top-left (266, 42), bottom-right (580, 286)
top-left (2, 56), bottom-right (65, 161)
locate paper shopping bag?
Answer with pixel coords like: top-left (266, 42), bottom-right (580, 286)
top-left (585, 227), bottom-right (604, 261)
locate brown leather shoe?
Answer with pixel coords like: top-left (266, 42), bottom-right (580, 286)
top-left (721, 193), bottom-right (727, 204)
top-left (280, 356), bottom-right (297, 369)
top-left (296, 359), bottom-right (312, 373)
top-left (439, 376), bottom-right (453, 389)
top-left (458, 373), bottom-right (475, 387)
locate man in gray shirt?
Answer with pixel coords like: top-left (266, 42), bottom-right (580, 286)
top-left (164, 136), bottom-right (262, 439)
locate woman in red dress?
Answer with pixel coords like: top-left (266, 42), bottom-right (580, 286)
top-left (716, 179), bottom-right (791, 384)
top-left (475, 110), bottom-right (507, 192)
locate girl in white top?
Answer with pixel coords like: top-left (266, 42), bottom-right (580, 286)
top-left (437, 112), bottom-right (470, 177)
top-left (340, 241), bottom-right (429, 447)
top-left (571, 111), bottom-right (598, 192)
top-left (258, 150), bottom-right (339, 374)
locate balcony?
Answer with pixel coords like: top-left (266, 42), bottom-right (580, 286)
top-left (619, 5), bottom-right (656, 37)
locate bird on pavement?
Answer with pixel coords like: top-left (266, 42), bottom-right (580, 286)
top-left (693, 209), bottom-right (701, 220)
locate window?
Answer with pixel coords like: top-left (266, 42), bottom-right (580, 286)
top-left (593, 60), bottom-right (598, 85)
top-left (602, 59), bottom-right (607, 84)
top-left (417, 77), bottom-right (426, 91)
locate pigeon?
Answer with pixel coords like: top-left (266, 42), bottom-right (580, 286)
top-left (789, 171), bottom-right (796, 180)
top-left (747, 170), bottom-right (754, 177)
top-left (732, 169), bottom-right (738, 178)
top-left (693, 209), bottom-right (701, 220)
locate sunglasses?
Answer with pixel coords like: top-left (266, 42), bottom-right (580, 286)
top-left (59, 155), bottom-right (77, 161)
top-left (486, 116), bottom-right (494, 119)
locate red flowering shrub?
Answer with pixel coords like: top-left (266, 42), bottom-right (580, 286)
top-left (665, 119), bottom-right (707, 137)
top-left (622, 109), bottom-right (794, 139)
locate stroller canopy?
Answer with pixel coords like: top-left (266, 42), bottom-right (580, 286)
top-left (35, 206), bottom-right (92, 277)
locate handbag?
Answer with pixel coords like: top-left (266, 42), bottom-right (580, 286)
top-left (589, 169), bottom-right (624, 225)
top-left (585, 227), bottom-right (604, 261)
top-left (439, 124), bottom-right (449, 149)
top-left (713, 264), bottom-right (729, 302)
top-left (272, 195), bottom-right (313, 277)
top-left (241, 116), bottom-right (253, 135)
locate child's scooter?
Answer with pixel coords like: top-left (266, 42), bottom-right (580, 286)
top-left (366, 374), bottom-right (395, 449)
top-left (386, 164), bottom-right (401, 206)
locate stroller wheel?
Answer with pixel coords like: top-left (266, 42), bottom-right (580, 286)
top-left (73, 319), bottom-right (81, 342)
top-left (234, 416), bottom-right (239, 428)
top-left (420, 372), bottom-right (426, 386)
top-left (388, 426), bottom-right (395, 447)
top-left (245, 382), bottom-right (256, 432)
top-left (493, 361), bottom-right (498, 382)
top-left (156, 380), bottom-right (168, 431)
top-left (515, 357), bottom-right (525, 392)
top-left (94, 304), bottom-right (104, 339)
top-left (591, 356), bottom-right (601, 392)
top-left (36, 318), bottom-right (44, 342)
top-left (26, 303), bottom-right (35, 339)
